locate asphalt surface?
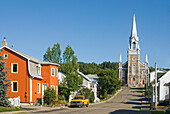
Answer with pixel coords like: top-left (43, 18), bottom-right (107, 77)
top-left (28, 87), bottom-right (150, 114)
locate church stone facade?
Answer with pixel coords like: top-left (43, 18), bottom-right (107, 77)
top-left (118, 14), bottom-right (149, 87)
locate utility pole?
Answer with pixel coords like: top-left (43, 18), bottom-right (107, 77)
top-left (155, 63), bottom-right (157, 109)
top-left (148, 68), bottom-right (150, 104)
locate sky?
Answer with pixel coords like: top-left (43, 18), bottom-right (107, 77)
top-left (0, 0), bottom-right (169, 68)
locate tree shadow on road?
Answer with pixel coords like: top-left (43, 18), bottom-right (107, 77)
top-left (108, 109), bottom-right (151, 114)
top-left (130, 87), bottom-right (144, 90)
top-left (124, 101), bottom-right (141, 105)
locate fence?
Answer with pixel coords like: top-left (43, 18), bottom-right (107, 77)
top-left (8, 96), bottom-right (20, 107)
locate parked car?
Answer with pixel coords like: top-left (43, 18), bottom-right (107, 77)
top-left (70, 95), bottom-right (89, 107)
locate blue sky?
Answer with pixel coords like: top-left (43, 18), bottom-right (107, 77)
top-left (0, 0), bottom-right (169, 68)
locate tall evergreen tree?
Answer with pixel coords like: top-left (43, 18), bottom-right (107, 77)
top-left (0, 51), bottom-right (11, 107)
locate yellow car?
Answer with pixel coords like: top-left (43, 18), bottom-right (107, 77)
top-left (70, 95), bottom-right (89, 107)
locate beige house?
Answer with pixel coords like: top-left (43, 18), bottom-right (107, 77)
top-left (118, 14), bottom-right (149, 87)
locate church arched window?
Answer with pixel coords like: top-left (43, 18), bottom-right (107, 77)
top-left (132, 64), bottom-right (136, 75)
top-left (132, 42), bottom-right (136, 49)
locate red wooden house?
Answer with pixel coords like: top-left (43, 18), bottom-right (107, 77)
top-left (1, 39), bottom-right (59, 104)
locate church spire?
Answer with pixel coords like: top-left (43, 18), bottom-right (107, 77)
top-left (145, 54), bottom-right (148, 63)
top-left (131, 14), bottom-right (138, 38)
top-left (119, 54), bottom-right (122, 63)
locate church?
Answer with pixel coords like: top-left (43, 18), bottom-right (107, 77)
top-left (118, 14), bottom-right (149, 87)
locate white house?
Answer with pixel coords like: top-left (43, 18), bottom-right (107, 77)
top-left (150, 70), bottom-right (166, 83)
top-left (77, 71), bottom-right (100, 102)
top-left (58, 72), bottom-right (66, 84)
top-left (151, 70), bottom-right (170, 104)
top-left (78, 71), bottom-right (91, 89)
top-left (158, 70), bottom-right (170, 102)
top-left (86, 74), bottom-right (100, 102)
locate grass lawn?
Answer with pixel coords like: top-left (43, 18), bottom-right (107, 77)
top-left (0, 106), bottom-right (22, 112)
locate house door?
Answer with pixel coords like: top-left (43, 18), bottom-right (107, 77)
top-left (42, 84), bottom-right (48, 104)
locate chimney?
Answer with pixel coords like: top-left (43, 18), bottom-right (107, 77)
top-left (2, 37), bottom-right (7, 46)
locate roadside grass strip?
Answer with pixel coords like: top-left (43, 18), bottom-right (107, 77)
top-left (0, 106), bottom-right (22, 112)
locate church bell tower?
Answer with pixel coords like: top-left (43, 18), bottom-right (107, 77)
top-left (127, 14), bottom-right (140, 87)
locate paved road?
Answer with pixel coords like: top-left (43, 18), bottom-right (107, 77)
top-left (28, 87), bottom-right (150, 114)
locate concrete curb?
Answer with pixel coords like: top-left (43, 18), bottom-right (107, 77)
top-left (90, 88), bottom-right (123, 106)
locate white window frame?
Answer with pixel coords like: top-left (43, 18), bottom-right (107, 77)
top-left (56, 86), bottom-right (58, 94)
top-left (56, 69), bottom-right (58, 77)
top-left (37, 83), bottom-right (41, 93)
top-left (51, 85), bottom-right (55, 90)
top-left (11, 81), bottom-right (18, 92)
top-left (37, 64), bottom-right (41, 76)
top-left (4, 54), bottom-right (8, 59)
top-left (11, 63), bottom-right (18, 73)
top-left (51, 68), bottom-right (55, 76)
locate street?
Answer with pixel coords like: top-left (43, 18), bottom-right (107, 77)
top-left (28, 87), bottom-right (150, 114)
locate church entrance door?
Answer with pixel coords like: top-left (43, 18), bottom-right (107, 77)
top-left (132, 78), bottom-right (135, 86)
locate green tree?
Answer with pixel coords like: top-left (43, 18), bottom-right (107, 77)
top-left (98, 69), bottom-right (121, 97)
top-left (43, 43), bottom-right (62, 63)
top-left (0, 51), bottom-right (11, 107)
top-left (62, 45), bottom-right (82, 94)
top-left (44, 88), bottom-right (56, 105)
top-left (58, 83), bottom-right (69, 100)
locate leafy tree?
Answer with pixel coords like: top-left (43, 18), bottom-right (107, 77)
top-left (58, 83), bottom-right (69, 100)
top-left (149, 66), bottom-right (155, 72)
top-left (62, 45), bottom-right (82, 94)
top-left (99, 61), bottom-right (119, 71)
top-left (78, 62), bottom-right (99, 75)
top-left (78, 88), bottom-right (95, 103)
top-left (98, 69), bottom-right (121, 97)
top-left (0, 51), bottom-right (11, 107)
top-left (44, 88), bottom-right (56, 105)
top-left (43, 43), bottom-right (62, 63)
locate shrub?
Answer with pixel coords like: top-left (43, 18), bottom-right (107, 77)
top-left (78, 88), bottom-right (95, 103)
top-left (44, 89), bottom-right (56, 105)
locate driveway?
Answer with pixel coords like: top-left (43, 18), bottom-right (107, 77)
top-left (28, 87), bottom-right (150, 114)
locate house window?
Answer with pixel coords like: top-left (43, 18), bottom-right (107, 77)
top-left (132, 58), bottom-right (135, 61)
top-left (4, 54), bottom-right (8, 59)
top-left (51, 68), bottom-right (55, 76)
top-left (37, 83), bottom-right (41, 93)
top-left (11, 63), bottom-right (18, 73)
top-left (132, 64), bottom-right (136, 75)
top-left (56, 86), bottom-right (58, 94)
top-left (37, 64), bottom-right (41, 75)
top-left (56, 69), bottom-right (58, 77)
top-left (12, 81), bottom-right (18, 92)
top-left (51, 85), bottom-right (55, 90)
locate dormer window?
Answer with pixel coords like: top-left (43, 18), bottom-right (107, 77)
top-left (37, 64), bottom-right (41, 76)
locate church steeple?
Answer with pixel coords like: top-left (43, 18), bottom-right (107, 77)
top-left (131, 14), bottom-right (138, 39)
top-left (129, 13), bottom-right (140, 53)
